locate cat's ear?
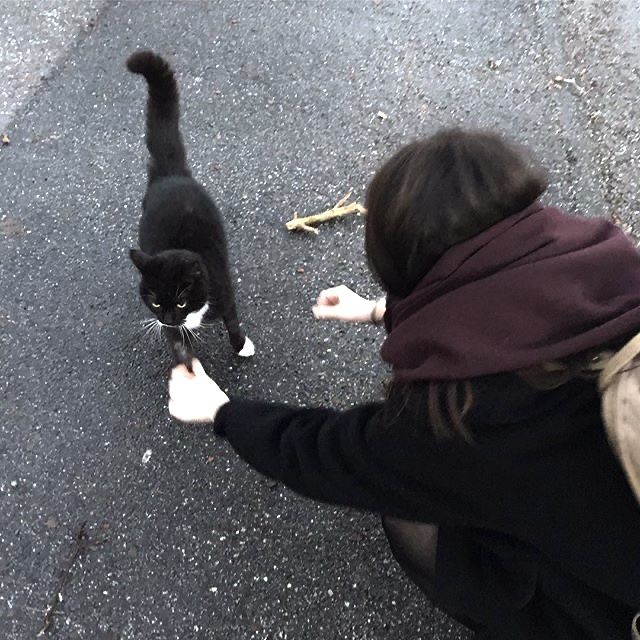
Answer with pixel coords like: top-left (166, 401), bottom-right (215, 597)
top-left (188, 260), bottom-right (203, 280)
top-left (130, 248), bottom-right (151, 273)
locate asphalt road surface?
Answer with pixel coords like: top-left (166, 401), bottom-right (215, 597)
top-left (1, 1), bottom-right (638, 639)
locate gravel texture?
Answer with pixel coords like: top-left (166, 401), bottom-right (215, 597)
top-left (0, 0), bottom-right (102, 131)
top-left (1, 1), bottom-right (638, 638)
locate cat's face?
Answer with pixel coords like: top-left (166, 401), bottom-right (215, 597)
top-left (130, 249), bottom-right (209, 327)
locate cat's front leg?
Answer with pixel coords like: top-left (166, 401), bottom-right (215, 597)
top-left (163, 326), bottom-right (194, 371)
top-left (222, 301), bottom-right (254, 357)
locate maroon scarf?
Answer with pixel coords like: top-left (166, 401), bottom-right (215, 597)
top-left (381, 202), bottom-right (640, 381)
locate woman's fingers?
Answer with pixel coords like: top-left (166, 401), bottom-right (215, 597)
top-left (168, 375), bottom-right (189, 401)
top-left (168, 357), bottom-right (229, 424)
top-left (312, 285), bottom-right (378, 323)
top-left (316, 293), bottom-right (340, 306)
top-left (170, 359), bottom-right (208, 386)
top-left (316, 285), bottom-right (352, 305)
top-left (312, 304), bottom-right (336, 320)
top-left (190, 358), bottom-right (207, 377)
top-left (314, 287), bottom-right (345, 319)
top-left (316, 292), bottom-right (340, 306)
top-left (171, 364), bottom-right (191, 378)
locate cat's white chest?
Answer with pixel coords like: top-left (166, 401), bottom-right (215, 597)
top-left (184, 302), bottom-right (209, 329)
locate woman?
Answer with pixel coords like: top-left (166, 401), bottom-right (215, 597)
top-left (168, 129), bottom-right (640, 639)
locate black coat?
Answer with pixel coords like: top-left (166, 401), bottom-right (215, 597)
top-left (214, 374), bottom-right (640, 639)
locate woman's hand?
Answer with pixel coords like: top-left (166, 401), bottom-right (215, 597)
top-left (168, 359), bottom-right (229, 423)
top-left (312, 285), bottom-right (385, 324)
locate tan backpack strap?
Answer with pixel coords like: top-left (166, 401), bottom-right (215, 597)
top-left (599, 332), bottom-right (640, 392)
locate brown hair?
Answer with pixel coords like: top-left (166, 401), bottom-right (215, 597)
top-left (385, 379), bottom-right (475, 442)
top-left (365, 128), bottom-right (548, 298)
top-left (371, 128), bottom-right (547, 438)
top-left (386, 344), bottom-right (623, 443)
top-left (516, 344), bottom-right (626, 391)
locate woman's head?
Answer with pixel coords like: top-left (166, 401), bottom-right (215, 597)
top-left (365, 128), bottom-right (548, 298)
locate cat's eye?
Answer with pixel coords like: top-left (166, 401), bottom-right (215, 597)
top-left (151, 302), bottom-right (160, 308)
top-left (176, 302), bottom-right (187, 309)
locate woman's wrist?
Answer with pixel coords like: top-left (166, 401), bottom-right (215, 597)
top-left (370, 298), bottom-right (386, 325)
top-left (212, 395), bottom-right (230, 420)
top-left (213, 397), bottom-right (232, 435)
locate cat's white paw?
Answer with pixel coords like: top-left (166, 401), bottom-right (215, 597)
top-left (238, 337), bottom-right (255, 357)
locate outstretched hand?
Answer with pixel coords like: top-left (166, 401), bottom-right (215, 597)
top-left (312, 285), bottom-right (384, 324)
top-left (168, 359), bottom-right (229, 423)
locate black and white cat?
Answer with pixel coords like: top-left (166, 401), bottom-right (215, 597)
top-left (127, 50), bottom-right (254, 366)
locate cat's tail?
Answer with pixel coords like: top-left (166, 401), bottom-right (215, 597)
top-left (126, 50), bottom-right (191, 181)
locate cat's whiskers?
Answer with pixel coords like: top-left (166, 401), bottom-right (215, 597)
top-left (183, 325), bottom-right (203, 344)
top-left (138, 317), bottom-right (157, 335)
top-left (178, 325), bottom-right (192, 350)
top-left (138, 318), bottom-right (165, 343)
top-left (142, 324), bottom-right (157, 341)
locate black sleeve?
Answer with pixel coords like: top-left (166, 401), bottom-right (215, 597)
top-left (213, 398), bottom-right (458, 522)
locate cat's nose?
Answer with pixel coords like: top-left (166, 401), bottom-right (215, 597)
top-left (164, 312), bottom-right (179, 326)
